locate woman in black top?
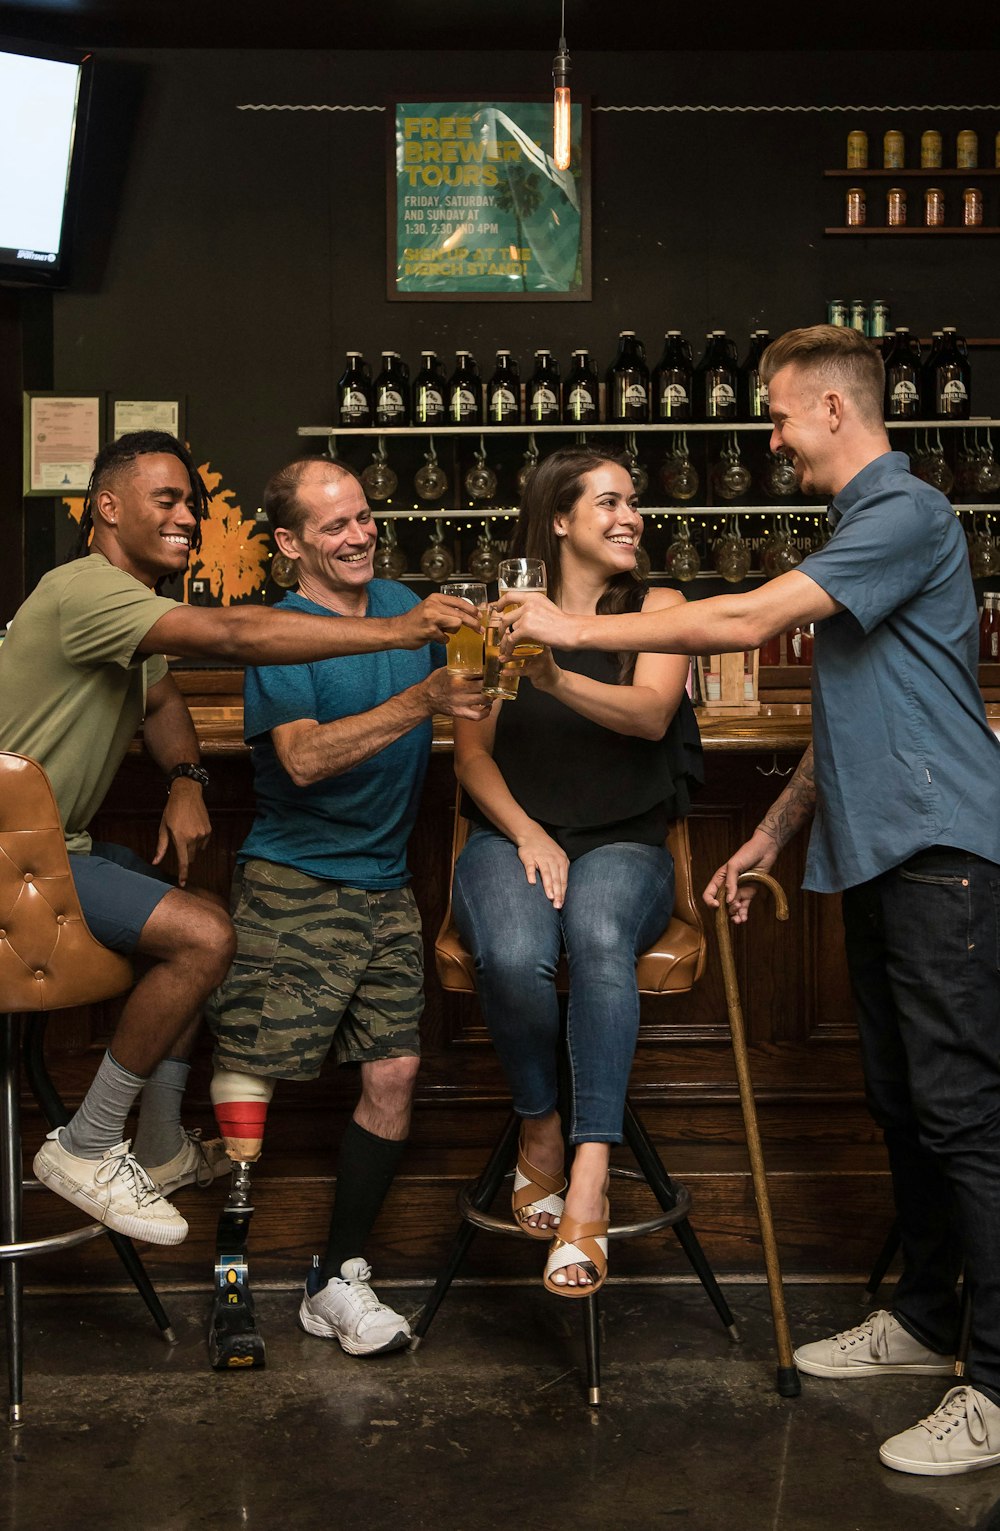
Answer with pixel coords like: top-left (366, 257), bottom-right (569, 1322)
top-left (452, 447), bottom-right (701, 1296)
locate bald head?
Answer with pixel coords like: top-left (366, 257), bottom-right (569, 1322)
top-left (263, 457), bottom-right (365, 538)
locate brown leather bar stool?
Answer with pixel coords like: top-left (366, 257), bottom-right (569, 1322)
top-left (0, 752), bottom-right (175, 1424)
top-left (412, 807), bottom-right (738, 1404)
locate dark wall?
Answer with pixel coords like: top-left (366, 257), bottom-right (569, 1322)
top-left (39, 47), bottom-right (1000, 552)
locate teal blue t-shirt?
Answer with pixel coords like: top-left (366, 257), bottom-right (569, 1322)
top-left (239, 584), bottom-right (444, 889)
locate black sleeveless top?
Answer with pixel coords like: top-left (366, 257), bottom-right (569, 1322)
top-left (465, 647), bottom-right (704, 861)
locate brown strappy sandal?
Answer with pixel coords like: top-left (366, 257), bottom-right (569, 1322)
top-left (512, 1134), bottom-right (567, 1239)
top-left (542, 1206), bottom-right (609, 1297)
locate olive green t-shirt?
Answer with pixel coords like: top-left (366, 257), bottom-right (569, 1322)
top-left (0, 554), bottom-right (178, 853)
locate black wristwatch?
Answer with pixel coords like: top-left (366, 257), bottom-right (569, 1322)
top-left (167, 762), bottom-right (210, 789)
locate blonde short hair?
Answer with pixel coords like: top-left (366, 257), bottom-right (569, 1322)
top-left (761, 324), bottom-right (885, 429)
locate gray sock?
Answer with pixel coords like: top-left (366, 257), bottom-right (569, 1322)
top-left (61, 1050), bottom-right (147, 1161)
top-left (131, 1057), bottom-right (191, 1170)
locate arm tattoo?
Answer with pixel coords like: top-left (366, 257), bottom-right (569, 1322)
top-left (757, 744), bottom-right (816, 851)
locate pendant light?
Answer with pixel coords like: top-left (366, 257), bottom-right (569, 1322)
top-left (552, 0), bottom-right (572, 171)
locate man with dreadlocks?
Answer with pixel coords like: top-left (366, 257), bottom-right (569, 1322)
top-left (0, 431), bottom-right (479, 1246)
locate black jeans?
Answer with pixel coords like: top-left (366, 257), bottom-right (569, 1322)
top-left (843, 846), bottom-right (1000, 1401)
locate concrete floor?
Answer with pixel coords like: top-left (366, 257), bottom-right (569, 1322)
top-left (4, 1281), bottom-right (1000, 1531)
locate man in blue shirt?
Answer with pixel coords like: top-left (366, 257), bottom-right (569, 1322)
top-left (502, 325), bottom-right (1000, 1477)
top-left (208, 458), bottom-right (491, 1358)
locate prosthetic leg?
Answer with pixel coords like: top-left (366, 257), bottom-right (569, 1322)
top-left (207, 1070), bottom-right (274, 1371)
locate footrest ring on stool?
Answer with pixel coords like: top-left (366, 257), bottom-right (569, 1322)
top-left (457, 1166), bottom-right (692, 1241)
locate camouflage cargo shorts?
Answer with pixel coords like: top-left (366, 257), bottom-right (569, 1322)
top-left (206, 858), bottom-right (424, 1081)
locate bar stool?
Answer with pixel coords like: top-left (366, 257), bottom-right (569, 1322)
top-left (412, 809), bottom-right (739, 1404)
top-left (0, 751), bottom-right (175, 1424)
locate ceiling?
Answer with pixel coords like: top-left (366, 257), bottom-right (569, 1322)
top-left (0, 0), bottom-right (995, 51)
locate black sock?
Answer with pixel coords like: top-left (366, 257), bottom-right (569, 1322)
top-left (319, 1119), bottom-right (407, 1283)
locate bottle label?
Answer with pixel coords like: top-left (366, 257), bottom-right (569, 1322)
top-left (891, 379), bottom-right (919, 406)
top-left (709, 382), bottom-right (736, 411)
top-left (452, 386), bottom-right (477, 420)
top-left (624, 383), bottom-right (647, 408)
top-left (530, 386), bottom-right (559, 418)
top-left (992, 633), bottom-right (999, 659)
top-left (377, 388), bottom-right (405, 420)
top-left (341, 388), bottom-right (369, 421)
top-left (940, 378), bottom-right (968, 404)
top-left (490, 386), bottom-right (517, 419)
top-left (568, 385), bottom-right (595, 415)
top-left (662, 382), bottom-right (689, 408)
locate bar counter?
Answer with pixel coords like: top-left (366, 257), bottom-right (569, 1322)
top-left (21, 671), bottom-right (999, 1290)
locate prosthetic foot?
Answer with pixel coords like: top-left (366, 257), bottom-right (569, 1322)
top-left (207, 1070), bottom-right (274, 1372)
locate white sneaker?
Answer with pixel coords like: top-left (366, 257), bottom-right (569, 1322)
top-left (33, 1129), bottom-right (188, 1247)
top-left (880, 1387), bottom-right (1000, 1476)
top-left (144, 1131), bottom-right (231, 1195)
top-left (793, 1310), bottom-right (955, 1379)
top-left (298, 1257), bottom-right (411, 1356)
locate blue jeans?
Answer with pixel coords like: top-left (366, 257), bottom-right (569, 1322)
top-left (452, 829), bottom-right (675, 1143)
top-left (842, 846), bottom-right (1000, 1401)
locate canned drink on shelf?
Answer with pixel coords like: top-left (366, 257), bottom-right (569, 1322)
top-left (869, 300), bottom-right (891, 338)
top-left (924, 187), bottom-right (946, 226)
top-left (883, 129), bottom-right (905, 168)
top-left (850, 299), bottom-right (868, 333)
top-left (887, 186), bottom-right (907, 226)
top-left (847, 129), bottom-right (868, 168)
top-left (920, 129), bottom-right (943, 168)
top-left (827, 299), bottom-right (849, 327)
top-left (963, 186), bottom-right (983, 226)
top-left (957, 129), bottom-right (978, 168)
top-left (846, 187), bottom-right (866, 226)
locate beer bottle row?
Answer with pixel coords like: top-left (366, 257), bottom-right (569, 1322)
top-left (335, 331), bottom-right (775, 430)
top-left (882, 327), bottom-right (972, 420)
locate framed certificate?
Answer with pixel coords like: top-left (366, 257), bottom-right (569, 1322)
top-left (23, 392), bottom-right (102, 495)
top-left (110, 398), bottom-right (184, 440)
top-left (388, 99), bottom-right (590, 301)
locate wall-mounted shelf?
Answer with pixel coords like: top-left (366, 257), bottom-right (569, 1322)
top-left (825, 168), bottom-right (1000, 179)
top-left (826, 226), bottom-right (1000, 236)
top-left (299, 419), bottom-right (1000, 439)
top-left (369, 501), bottom-right (1000, 521)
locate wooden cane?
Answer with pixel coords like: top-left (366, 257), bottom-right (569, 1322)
top-left (715, 872), bottom-right (801, 1397)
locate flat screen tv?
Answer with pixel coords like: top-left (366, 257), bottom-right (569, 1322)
top-left (0, 39), bottom-right (92, 288)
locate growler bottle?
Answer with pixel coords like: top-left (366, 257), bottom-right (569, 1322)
top-left (981, 593), bottom-right (999, 661)
top-left (486, 350), bottom-right (521, 425)
top-left (695, 332), bottom-right (738, 421)
top-left (932, 328), bottom-right (971, 419)
top-left (652, 331), bottom-right (693, 422)
top-left (526, 349), bottom-right (562, 424)
top-left (738, 330), bottom-right (771, 421)
top-left (337, 351), bottom-right (373, 428)
top-left (413, 351), bottom-right (448, 426)
top-left (448, 350), bottom-right (482, 426)
top-left (606, 331), bottom-right (650, 423)
top-left (884, 327), bottom-right (921, 420)
top-left (563, 349), bottom-right (600, 424)
top-left (373, 351), bottom-right (410, 427)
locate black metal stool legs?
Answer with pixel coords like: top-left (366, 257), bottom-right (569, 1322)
top-left (22, 1018), bottom-right (174, 1343)
top-left (622, 1102), bottom-right (739, 1341)
top-left (411, 1112), bottom-right (520, 1346)
top-left (1, 1014), bottom-right (25, 1423)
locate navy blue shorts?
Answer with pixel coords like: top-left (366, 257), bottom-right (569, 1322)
top-left (68, 841), bottom-right (174, 954)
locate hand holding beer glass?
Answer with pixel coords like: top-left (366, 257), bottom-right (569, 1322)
top-left (440, 582), bottom-right (487, 677)
top-left (484, 557), bottom-right (546, 701)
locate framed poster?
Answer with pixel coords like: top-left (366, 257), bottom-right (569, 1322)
top-left (110, 397), bottom-right (184, 440)
top-left (388, 99), bottom-right (590, 301)
top-left (23, 392), bottom-right (102, 495)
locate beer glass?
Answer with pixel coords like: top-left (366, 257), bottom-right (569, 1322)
top-left (361, 439), bottom-right (397, 502)
top-left (665, 518), bottom-right (701, 581)
top-left (440, 581), bottom-right (486, 676)
top-left (414, 442), bottom-right (449, 502)
top-left (464, 438), bottom-right (498, 502)
top-left (372, 518), bottom-right (406, 579)
top-left (498, 557), bottom-right (547, 659)
top-left (712, 517), bottom-right (750, 582)
top-left (419, 523), bottom-right (455, 582)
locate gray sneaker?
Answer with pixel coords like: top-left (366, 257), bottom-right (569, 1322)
top-left (145, 1130), bottom-right (231, 1195)
top-left (33, 1129), bottom-right (188, 1247)
top-left (880, 1387), bottom-right (1000, 1476)
top-left (298, 1257), bottom-right (411, 1356)
top-left (793, 1310), bottom-right (955, 1378)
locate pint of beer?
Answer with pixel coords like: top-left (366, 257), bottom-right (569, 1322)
top-left (483, 614), bottom-right (523, 700)
top-left (441, 581), bottom-right (486, 675)
top-left (497, 557), bottom-right (546, 659)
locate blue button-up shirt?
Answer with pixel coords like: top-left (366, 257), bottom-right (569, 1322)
top-left (797, 450), bottom-right (1000, 893)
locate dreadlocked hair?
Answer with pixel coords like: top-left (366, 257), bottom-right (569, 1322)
top-left (71, 431), bottom-right (211, 560)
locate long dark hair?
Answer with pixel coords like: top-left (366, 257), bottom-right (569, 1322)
top-left (72, 431), bottom-right (210, 559)
top-left (509, 445), bottom-right (646, 682)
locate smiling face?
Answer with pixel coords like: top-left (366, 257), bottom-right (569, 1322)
top-left (277, 465), bottom-right (377, 606)
top-left (553, 462), bottom-right (642, 577)
top-left (95, 452), bottom-right (197, 586)
top-left (766, 364), bottom-right (840, 499)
